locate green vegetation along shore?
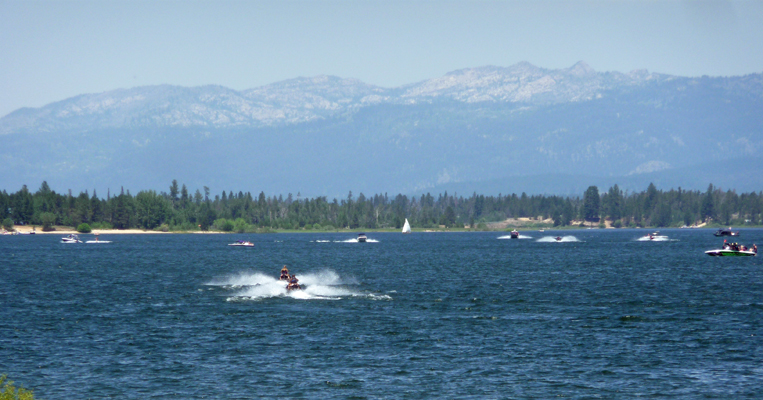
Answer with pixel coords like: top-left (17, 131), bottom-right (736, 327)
top-left (2, 181), bottom-right (761, 234)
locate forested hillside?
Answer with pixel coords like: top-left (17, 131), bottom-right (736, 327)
top-left (2, 181), bottom-right (760, 232)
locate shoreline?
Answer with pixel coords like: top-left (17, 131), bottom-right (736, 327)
top-left (4, 223), bottom-right (747, 235)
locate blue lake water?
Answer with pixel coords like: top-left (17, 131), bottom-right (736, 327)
top-left (2, 229), bottom-right (762, 399)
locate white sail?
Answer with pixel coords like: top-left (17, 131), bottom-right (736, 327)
top-left (402, 218), bottom-right (411, 234)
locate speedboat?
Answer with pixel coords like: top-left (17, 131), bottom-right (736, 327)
top-left (714, 228), bottom-right (739, 237)
top-left (638, 231), bottom-right (668, 241)
top-left (706, 242), bottom-right (757, 256)
top-left (705, 248), bottom-right (757, 257)
top-left (510, 229), bottom-right (519, 239)
top-left (61, 234), bottom-right (82, 243)
top-left (357, 233), bottom-right (367, 243)
top-left (228, 240), bottom-right (254, 247)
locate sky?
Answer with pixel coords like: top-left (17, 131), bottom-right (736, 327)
top-left (1, 0), bottom-right (762, 118)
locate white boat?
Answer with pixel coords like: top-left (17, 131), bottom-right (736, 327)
top-left (61, 234), bottom-right (82, 243)
top-left (357, 233), bottom-right (367, 243)
top-left (510, 229), bottom-right (519, 239)
top-left (706, 242), bottom-right (757, 256)
top-left (705, 249), bottom-right (756, 257)
top-left (402, 219), bottom-right (411, 234)
top-left (228, 240), bottom-right (254, 247)
top-left (637, 232), bottom-right (669, 241)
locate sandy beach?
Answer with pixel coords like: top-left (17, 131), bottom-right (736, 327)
top-left (8, 226), bottom-right (222, 234)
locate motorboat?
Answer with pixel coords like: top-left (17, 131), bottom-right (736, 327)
top-left (402, 219), bottom-right (411, 234)
top-left (706, 242), bottom-right (757, 256)
top-left (61, 234), bottom-right (82, 243)
top-left (638, 231), bottom-right (668, 241)
top-left (714, 228), bottom-right (740, 237)
top-left (705, 248), bottom-right (757, 257)
top-left (555, 236), bottom-right (562, 242)
top-left (228, 240), bottom-right (254, 247)
top-left (510, 229), bottom-right (519, 239)
top-left (357, 233), bottom-right (367, 243)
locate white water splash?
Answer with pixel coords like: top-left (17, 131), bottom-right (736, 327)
top-left (209, 269), bottom-right (376, 301)
top-left (335, 238), bottom-right (380, 243)
top-left (636, 236), bottom-right (671, 242)
top-left (537, 235), bottom-right (581, 242)
top-left (497, 234), bottom-right (533, 240)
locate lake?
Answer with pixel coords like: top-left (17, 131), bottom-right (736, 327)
top-left (1, 229), bottom-right (762, 398)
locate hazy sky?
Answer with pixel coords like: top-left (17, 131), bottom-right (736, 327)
top-left (1, 0), bottom-right (762, 117)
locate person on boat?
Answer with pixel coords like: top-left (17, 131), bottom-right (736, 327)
top-left (753, 244), bottom-right (758, 254)
top-left (287, 274), bottom-right (300, 290)
top-left (280, 266), bottom-right (289, 280)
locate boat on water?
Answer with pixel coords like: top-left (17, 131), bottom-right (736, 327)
top-left (706, 241), bottom-right (757, 257)
top-left (61, 234), bottom-right (82, 243)
top-left (638, 231), bottom-right (668, 241)
top-left (555, 236), bottom-right (562, 242)
top-left (510, 229), bottom-right (519, 239)
top-left (705, 249), bottom-right (757, 257)
top-left (402, 219), bottom-right (411, 234)
top-left (714, 228), bottom-right (740, 237)
top-left (357, 233), bottom-right (367, 243)
top-left (228, 240), bottom-right (254, 247)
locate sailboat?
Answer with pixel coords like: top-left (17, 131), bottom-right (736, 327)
top-left (402, 218), bottom-right (411, 234)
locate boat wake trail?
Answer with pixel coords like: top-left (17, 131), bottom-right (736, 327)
top-left (207, 269), bottom-right (386, 301)
top-left (636, 236), bottom-right (675, 242)
top-left (335, 238), bottom-right (380, 243)
top-left (537, 235), bottom-right (581, 242)
top-left (497, 234), bottom-right (533, 239)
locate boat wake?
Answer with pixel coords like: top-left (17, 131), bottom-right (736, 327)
top-left (537, 235), bottom-right (581, 242)
top-left (207, 269), bottom-right (387, 301)
top-left (497, 234), bottom-right (533, 239)
top-left (335, 238), bottom-right (380, 243)
top-left (636, 236), bottom-right (673, 242)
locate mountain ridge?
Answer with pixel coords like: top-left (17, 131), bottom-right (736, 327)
top-left (2, 62), bottom-right (762, 197)
top-left (1, 61), bottom-right (697, 134)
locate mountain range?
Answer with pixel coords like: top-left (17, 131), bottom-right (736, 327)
top-left (2, 61), bottom-right (762, 198)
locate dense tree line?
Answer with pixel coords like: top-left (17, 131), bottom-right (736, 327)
top-left (1, 181), bottom-right (761, 232)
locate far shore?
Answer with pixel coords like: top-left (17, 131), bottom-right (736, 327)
top-left (5, 220), bottom-right (744, 236)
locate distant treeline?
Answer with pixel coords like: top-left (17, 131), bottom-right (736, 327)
top-left (1, 181), bottom-right (761, 232)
